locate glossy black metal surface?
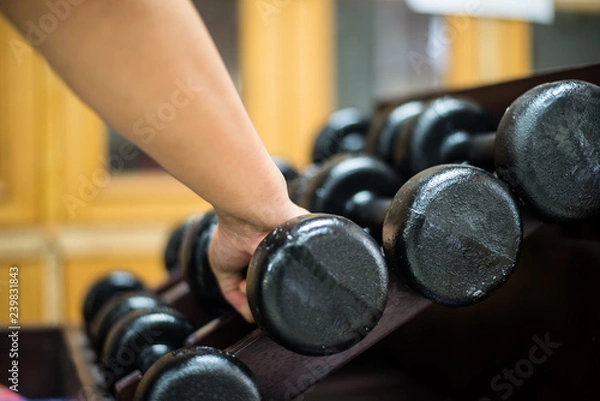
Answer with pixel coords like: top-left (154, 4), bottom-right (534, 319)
top-left (82, 271), bottom-right (145, 327)
top-left (134, 347), bottom-right (262, 401)
top-left (496, 79), bottom-right (600, 223)
top-left (397, 97), bottom-right (496, 176)
top-left (383, 165), bottom-right (522, 306)
top-left (366, 100), bottom-right (425, 168)
top-left (312, 108), bottom-right (370, 164)
top-left (297, 154), bottom-right (403, 242)
top-left (89, 292), bottom-right (164, 353)
top-left (163, 223), bottom-right (186, 272)
top-left (179, 212), bottom-right (229, 311)
top-left (101, 308), bottom-right (195, 383)
top-left (247, 214), bottom-right (389, 356)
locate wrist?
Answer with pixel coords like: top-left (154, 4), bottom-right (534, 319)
top-left (214, 188), bottom-right (307, 254)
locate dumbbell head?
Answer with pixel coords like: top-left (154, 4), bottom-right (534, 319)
top-left (312, 108), bottom-right (370, 164)
top-left (495, 79), bottom-right (600, 223)
top-left (89, 292), bottom-right (164, 353)
top-left (102, 307), bottom-right (195, 384)
top-left (134, 347), bottom-right (262, 401)
top-left (247, 214), bottom-right (389, 356)
top-left (179, 212), bottom-right (229, 311)
top-left (297, 154), bottom-right (403, 242)
top-left (366, 101), bottom-right (426, 168)
top-left (383, 164), bottom-right (522, 306)
top-left (82, 271), bottom-right (145, 328)
top-left (288, 163), bottom-right (320, 204)
top-left (394, 97), bottom-right (496, 177)
top-left (164, 223), bottom-right (186, 272)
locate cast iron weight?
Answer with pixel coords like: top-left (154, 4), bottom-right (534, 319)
top-left (82, 271), bottom-right (146, 333)
top-left (495, 80), bottom-right (600, 223)
top-left (88, 292), bottom-right (166, 354)
top-left (163, 223), bottom-right (186, 272)
top-left (364, 100), bottom-right (426, 167)
top-left (133, 346), bottom-right (263, 401)
top-left (296, 155), bottom-right (404, 244)
top-left (312, 108), bottom-right (371, 164)
top-left (101, 307), bottom-right (196, 385)
top-left (180, 212), bottom-right (389, 356)
top-left (373, 80), bottom-right (600, 223)
top-left (297, 156), bottom-right (522, 307)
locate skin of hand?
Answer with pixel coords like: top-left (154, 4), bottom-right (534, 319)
top-left (0, 0), bottom-right (308, 321)
top-left (209, 203), bottom-right (307, 322)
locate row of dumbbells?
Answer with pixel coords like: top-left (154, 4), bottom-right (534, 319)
top-left (300, 79), bottom-right (600, 303)
top-left (83, 271), bottom-right (262, 400)
top-left (82, 79), bottom-right (600, 401)
top-left (82, 197), bottom-right (391, 399)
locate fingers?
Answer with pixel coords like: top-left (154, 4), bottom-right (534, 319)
top-left (213, 268), bottom-right (254, 322)
top-left (207, 203), bottom-right (308, 322)
top-left (208, 228), bottom-right (258, 323)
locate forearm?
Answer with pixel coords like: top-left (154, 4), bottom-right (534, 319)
top-left (1, 0), bottom-right (292, 229)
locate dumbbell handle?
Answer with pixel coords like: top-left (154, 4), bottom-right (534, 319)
top-left (137, 344), bottom-right (172, 374)
top-left (440, 131), bottom-right (496, 171)
top-left (345, 191), bottom-right (393, 243)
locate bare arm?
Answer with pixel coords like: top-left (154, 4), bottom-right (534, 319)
top-left (0, 0), bottom-right (305, 320)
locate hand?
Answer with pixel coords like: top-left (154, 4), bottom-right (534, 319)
top-left (208, 202), bottom-right (308, 322)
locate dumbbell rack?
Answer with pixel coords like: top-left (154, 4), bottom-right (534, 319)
top-left (2, 63), bottom-right (599, 401)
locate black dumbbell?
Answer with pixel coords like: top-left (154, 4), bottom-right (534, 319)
top-left (101, 306), bottom-right (195, 385)
top-left (133, 346), bottom-right (262, 401)
top-left (312, 108), bottom-right (370, 164)
top-left (82, 271), bottom-right (146, 332)
top-left (369, 80), bottom-right (600, 223)
top-left (297, 155), bottom-right (522, 307)
top-left (296, 156), bottom-right (403, 243)
top-left (89, 292), bottom-right (166, 354)
top-left (179, 212), bottom-right (389, 356)
top-left (496, 80), bottom-right (600, 222)
top-left (179, 211), bottom-right (228, 311)
top-left (365, 100), bottom-right (426, 167)
top-left (164, 223), bottom-right (186, 272)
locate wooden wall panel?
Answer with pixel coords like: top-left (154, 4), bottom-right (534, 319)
top-left (445, 16), bottom-right (531, 88)
top-left (240, 0), bottom-right (335, 167)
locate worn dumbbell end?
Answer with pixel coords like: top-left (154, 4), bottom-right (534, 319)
top-left (312, 108), bottom-right (370, 164)
top-left (247, 214), bottom-right (389, 356)
top-left (82, 271), bottom-right (145, 328)
top-left (179, 212), bottom-right (229, 311)
top-left (101, 307), bottom-right (195, 384)
top-left (366, 101), bottom-right (426, 168)
top-left (495, 80), bottom-right (600, 223)
top-left (89, 292), bottom-right (165, 353)
top-left (297, 154), bottom-right (403, 243)
top-left (396, 97), bottom-right (497, 176)
top-left (376, 80), bottom-right (600, 224)
top-left (383, 165), bottom-right (522, 306)
top-left (134, 346), bottom-right (262, 401)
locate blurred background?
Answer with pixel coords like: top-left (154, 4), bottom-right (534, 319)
top-left (0, 0), bottom-right (599, 326)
